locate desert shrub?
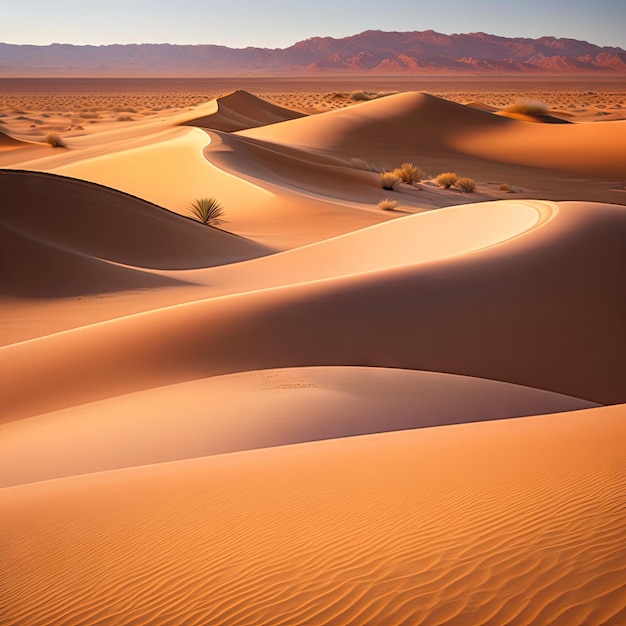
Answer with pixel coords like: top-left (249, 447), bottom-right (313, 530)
top-left (504, 100), bottom-right (549, 115)
top-left (380, 171), bottom-right (401, 190)
top-left (117, 114), bottom-right (134, 122)
top-left (435, 172), bottom-right (458, 189)
top-left (188, 197), bottom-right (226, 226)
top-left (456, 177), bottom-right (476, 193)
top-left (500, 183), bottom-right (510, 192)
top-left (350, 157), bottom-right (381, 172)
top-left (350, 91), bottom-right (397, 102)
top-left (393, 162), bottom-right (423, 184)
top-left (45, 133), bottom-right (66, 148)
top-left (378, 198), bottom-right (398, 211)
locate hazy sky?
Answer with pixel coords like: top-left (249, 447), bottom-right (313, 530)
top-left (1, 0), bottom-right (624, 49)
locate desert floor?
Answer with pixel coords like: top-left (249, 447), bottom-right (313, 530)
top-left (1, 77), bottom-right (625, 625)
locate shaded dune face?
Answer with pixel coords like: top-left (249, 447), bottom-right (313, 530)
top-left (1, 86), bottom-right (625, 626)
top-left (0, 170), bottom-right (270, 297)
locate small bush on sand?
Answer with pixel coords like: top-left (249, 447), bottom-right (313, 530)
top-left (393, 162), bottom-right (423, 184)
top-left (45, 133), bottom-right (66, 148)
top-left (378, 198), bottom-right (398, 211)
top-left (500, 183), bottom-right (510, 192)
top-left (504, 100), bottom-right (549, 115)
top-left (117, 114), bottom-right (134, 122)
top-left (380, 171), bottom-right (401, 190)
top-left (188, 197), bottom-right (226, 226)
top-left (350, 91), bottom-right (397, 102)
top-left (435, 172), bottom-right (458, 189)
top-left (456, 177), bottom-right (476, 193)
top-left (350, 157), bottom-right (381, 173)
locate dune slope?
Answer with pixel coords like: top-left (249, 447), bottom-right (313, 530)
top-left (0, 366), bottom-right (597, 487)
top-left (1, 199), bottom-right (624, 421)
top-left (183, 89), bottom-right (305, 132)
top-left (1, 403), bottom-right (624, 626)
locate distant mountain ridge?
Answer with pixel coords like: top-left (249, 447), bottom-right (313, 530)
top-left (1, 30), bottom-right (625, 76)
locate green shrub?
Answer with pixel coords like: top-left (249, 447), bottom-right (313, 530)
top-left (380, 171), bottom-right (401, 190)
top-left (188, 197), bottom-right (226, 226)
top-left (435, 172), bottom-right (458, 189)
top-left (456, 177), bottom-right (476, 193)
top-left (378, 198), bottom-right (398, 211)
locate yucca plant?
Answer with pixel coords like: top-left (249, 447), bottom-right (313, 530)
top-left (380, 171), bottom-right (401, 190)
top-left (188, 197), bottom-right (226, 226)
top-left (435, 172), bottom-right (459, 189)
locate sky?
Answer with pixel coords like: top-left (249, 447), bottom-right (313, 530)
top-left (1, 0), bottom-right (625, 49)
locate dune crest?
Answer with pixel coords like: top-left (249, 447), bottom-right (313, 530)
top-left (183, 90), bottom-right (306, 132)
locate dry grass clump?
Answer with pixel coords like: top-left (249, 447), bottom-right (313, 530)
top-left (350, 157), bottom-right (381, 172)
top-left (350, 91), bottom-right (397, 102)
top-left (380, 171), bottom-right (401, 190)
top-left (116, 114), bottom-right (134, 122)
top-left (456, 177), bottom-right (476, 193)
top-left (45, 133), bottom-right (66, 148)
top-left (188, 197), bottom-right (226, 226)
top-left (503, 100), bottom-right (549, 115)
top-left (378, 198), bottom-right (398, 211)
top-left (393, 162), bottom-right (423, 185)
top-left (500, 183), bottom-right (510, 192)
top-left (435, 172), bottom-right (458, 189)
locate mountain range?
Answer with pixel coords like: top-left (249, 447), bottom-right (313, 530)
top-left (1, 30), bottom-right (625, 76)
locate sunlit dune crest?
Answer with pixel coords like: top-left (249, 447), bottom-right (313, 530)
top-left (1, 77), bottom-right (625, 625)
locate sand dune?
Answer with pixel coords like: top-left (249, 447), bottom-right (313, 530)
top-left (2, 403), bottom-right (624, 626)
top-left (183, 89), bottom-right (305, 132)
top-left (2, 199), bottom-right (624, 422)
top-left (2, 82), bottom-right (625, 625)
top-left (0, 367), bottom-right (597, 487)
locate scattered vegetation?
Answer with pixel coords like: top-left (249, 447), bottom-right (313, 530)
top-left (350, 91), bottom-right (397, 102)
top-left (456, 177), bottom-right (476, 193)
top-left (188, 197), bottom-right (226, 226)
top-left (503, 100), bottom-right (549, 115)
top-left (435, 172), bottom-right (458, 189)
top-left (116, 114), bottom-right (134, 122)
top-left (380, 171), bottom-right (401, 190)
top-left (45, 133), bottom-right (66, 148)
top-left (378, 198), bottom-right (398, 211)
top-left (392, 162), bottom-right (423, 185)
top-left (500, 183), bottom-right (510, 192)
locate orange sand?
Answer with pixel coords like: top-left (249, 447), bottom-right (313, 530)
top-left (1, 80), bottom-right (624, 625)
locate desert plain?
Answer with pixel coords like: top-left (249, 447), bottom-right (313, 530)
top-left (1, 76), bottom-right (625, 625)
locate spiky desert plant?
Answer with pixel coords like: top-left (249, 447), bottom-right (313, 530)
top-left (45, 133), bottom-right (66, 148)
top-left (378, 198), bottom-right (398, 211)
top-left (188, 197), bottom-right (226, 226)
top-left (435, 172), bottom-right (459, 189)
top-left (393, 162), bottom-right (423, 184)
top-left (456, 177), bottom-right (476, 193)
top-left (380, 171), bottom-right (401, 190)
